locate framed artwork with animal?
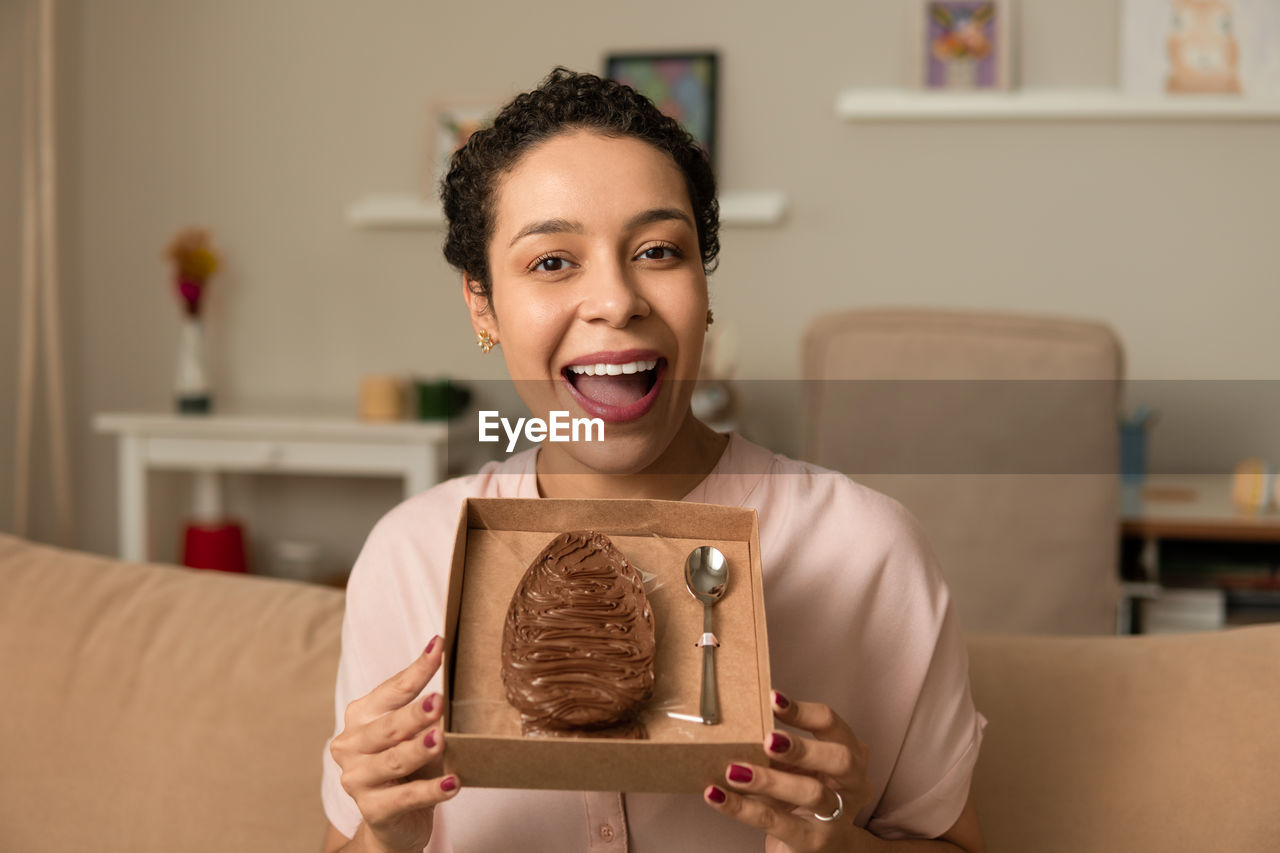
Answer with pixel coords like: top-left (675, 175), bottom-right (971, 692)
top-left (1122, 0), bottom-right (1280, 97)
top-left (913, 1), bottom-right (1015, 90)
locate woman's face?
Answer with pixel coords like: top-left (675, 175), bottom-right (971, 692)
top-left (466, 129), bottom-right (708, 475)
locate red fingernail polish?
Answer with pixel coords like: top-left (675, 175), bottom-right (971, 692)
top-left (768, 732), bottom-right (792, 754)
top-left (773, 691), bottom-right (791, 710)
top-left (728, 764), bottom-right (753, 784)
top-left (422, 694), bottom-right (435, 714)
top-left (441, 776), bottom-right (457, 792)
top-left (425, 636), bottom-right (439, 655)
top-left (424, 729), bottom-right (437, 749)
top-left (707, 785), bottom-right (727, 804)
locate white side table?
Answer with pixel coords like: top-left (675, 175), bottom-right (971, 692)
top-left (94, 413), bottom-right (450, 563)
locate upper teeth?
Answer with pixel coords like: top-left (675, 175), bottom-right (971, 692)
top-left (568, 359), bottom-right (658, 376)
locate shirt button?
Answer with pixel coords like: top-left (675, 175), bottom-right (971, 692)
top-left (599, 824), bottom-right (615, 842)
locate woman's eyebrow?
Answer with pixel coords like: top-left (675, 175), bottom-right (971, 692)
top-left (508, 218), bottom-right (584, 247)
top-left (625, 207), bottom-right (694, 231)
top-left (507, 208), bottom-right (694, 248)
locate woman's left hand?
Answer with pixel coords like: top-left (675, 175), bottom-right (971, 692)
top-left (704, 690), bottom-right (876, 852)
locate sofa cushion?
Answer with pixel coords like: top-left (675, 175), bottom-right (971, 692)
top-left (802, 308), bottom-right (1123, 634)
top-left (0, 533), bottom-right (344, 853)
top-left (968, 625), bottom-right (1280, 852)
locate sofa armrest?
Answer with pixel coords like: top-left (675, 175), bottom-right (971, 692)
top-left (967, 627), bottom-right (1280, 852)
top-left (0, 533), bottom-right (345, 853)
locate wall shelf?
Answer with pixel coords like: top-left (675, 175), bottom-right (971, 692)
top-left (347, 194), bottom-right (445, 229)
top-left (836, 88), bottom-right (1280, 122)
top-left (346, 189), bottom-right (788, 230)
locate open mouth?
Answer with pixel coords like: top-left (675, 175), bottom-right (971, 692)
top-left (561, 356), bottom-right (666, 423)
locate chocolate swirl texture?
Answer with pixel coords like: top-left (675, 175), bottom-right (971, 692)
top-left (501, 531), bottom-right (655, 737)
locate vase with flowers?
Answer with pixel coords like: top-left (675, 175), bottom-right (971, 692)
top-left (165, 227), bottom-right (220, 414)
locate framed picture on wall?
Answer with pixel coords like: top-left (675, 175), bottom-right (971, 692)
top-left (604, 52), bottom-right (718, 168)
top-left (914, 1), bottom-right (1014, 90)
top-left (1121, 0), bottom-right (1280, 97)
top-left (426, 101), bottom-right (499, 195)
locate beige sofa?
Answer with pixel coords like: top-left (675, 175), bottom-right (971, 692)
top-left (803, 308), bottom-right (1124, 635)
top-left (3, 532), bottom-right (1278, 852)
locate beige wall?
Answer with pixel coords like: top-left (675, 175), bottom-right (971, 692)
top-left (3, 0), bottom-right (1279, 569)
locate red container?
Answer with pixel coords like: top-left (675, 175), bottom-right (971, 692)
top-left (181, 520), bottom-right (249, 573)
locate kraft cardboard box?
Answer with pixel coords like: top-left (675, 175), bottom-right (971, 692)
top-left (440, 497), bottom-right (772, 793)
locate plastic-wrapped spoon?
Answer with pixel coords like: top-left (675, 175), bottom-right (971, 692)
top-left (684, 545), bottom-right (728, 725)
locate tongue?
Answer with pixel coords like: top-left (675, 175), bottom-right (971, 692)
top-left (573, 373), bottom-right (652, 408)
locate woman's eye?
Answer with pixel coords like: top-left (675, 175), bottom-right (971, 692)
top-left (531, 255), bottom-right (569, 272)
top-left (638, 245), bottom-right (680, 261)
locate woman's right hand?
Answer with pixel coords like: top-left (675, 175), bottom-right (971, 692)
top-left (329, 635), bottom-right (460, 853)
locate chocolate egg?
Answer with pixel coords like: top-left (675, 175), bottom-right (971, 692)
top-left (501, 531), bottom-right (655, 737)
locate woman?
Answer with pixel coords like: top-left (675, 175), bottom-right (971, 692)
top-left (322, 69), bottom-right (985, 853)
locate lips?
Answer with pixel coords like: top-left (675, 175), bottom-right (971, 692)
top-left (561, 350), bottom-right (666, 423)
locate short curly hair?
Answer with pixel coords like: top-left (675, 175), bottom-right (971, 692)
top-left (440, 67), bottom-right (719, 306)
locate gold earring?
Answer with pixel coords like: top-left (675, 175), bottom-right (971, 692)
top-left (706, 309), bottom-right (715, 330)
top-left (476, 329), bottom-right (495, 354)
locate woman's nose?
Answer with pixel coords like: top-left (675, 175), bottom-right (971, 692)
top-left (580, 261), bottom-right (650, 327)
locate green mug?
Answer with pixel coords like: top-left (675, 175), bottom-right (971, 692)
top-left (415, 379), bottom-right (471, 420)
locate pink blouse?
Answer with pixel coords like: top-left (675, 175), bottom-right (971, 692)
top-left (322, 433), bottom-right (985, 851)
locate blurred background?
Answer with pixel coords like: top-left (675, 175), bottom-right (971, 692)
top-left (2, 0), bottom-right (1278, 631)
